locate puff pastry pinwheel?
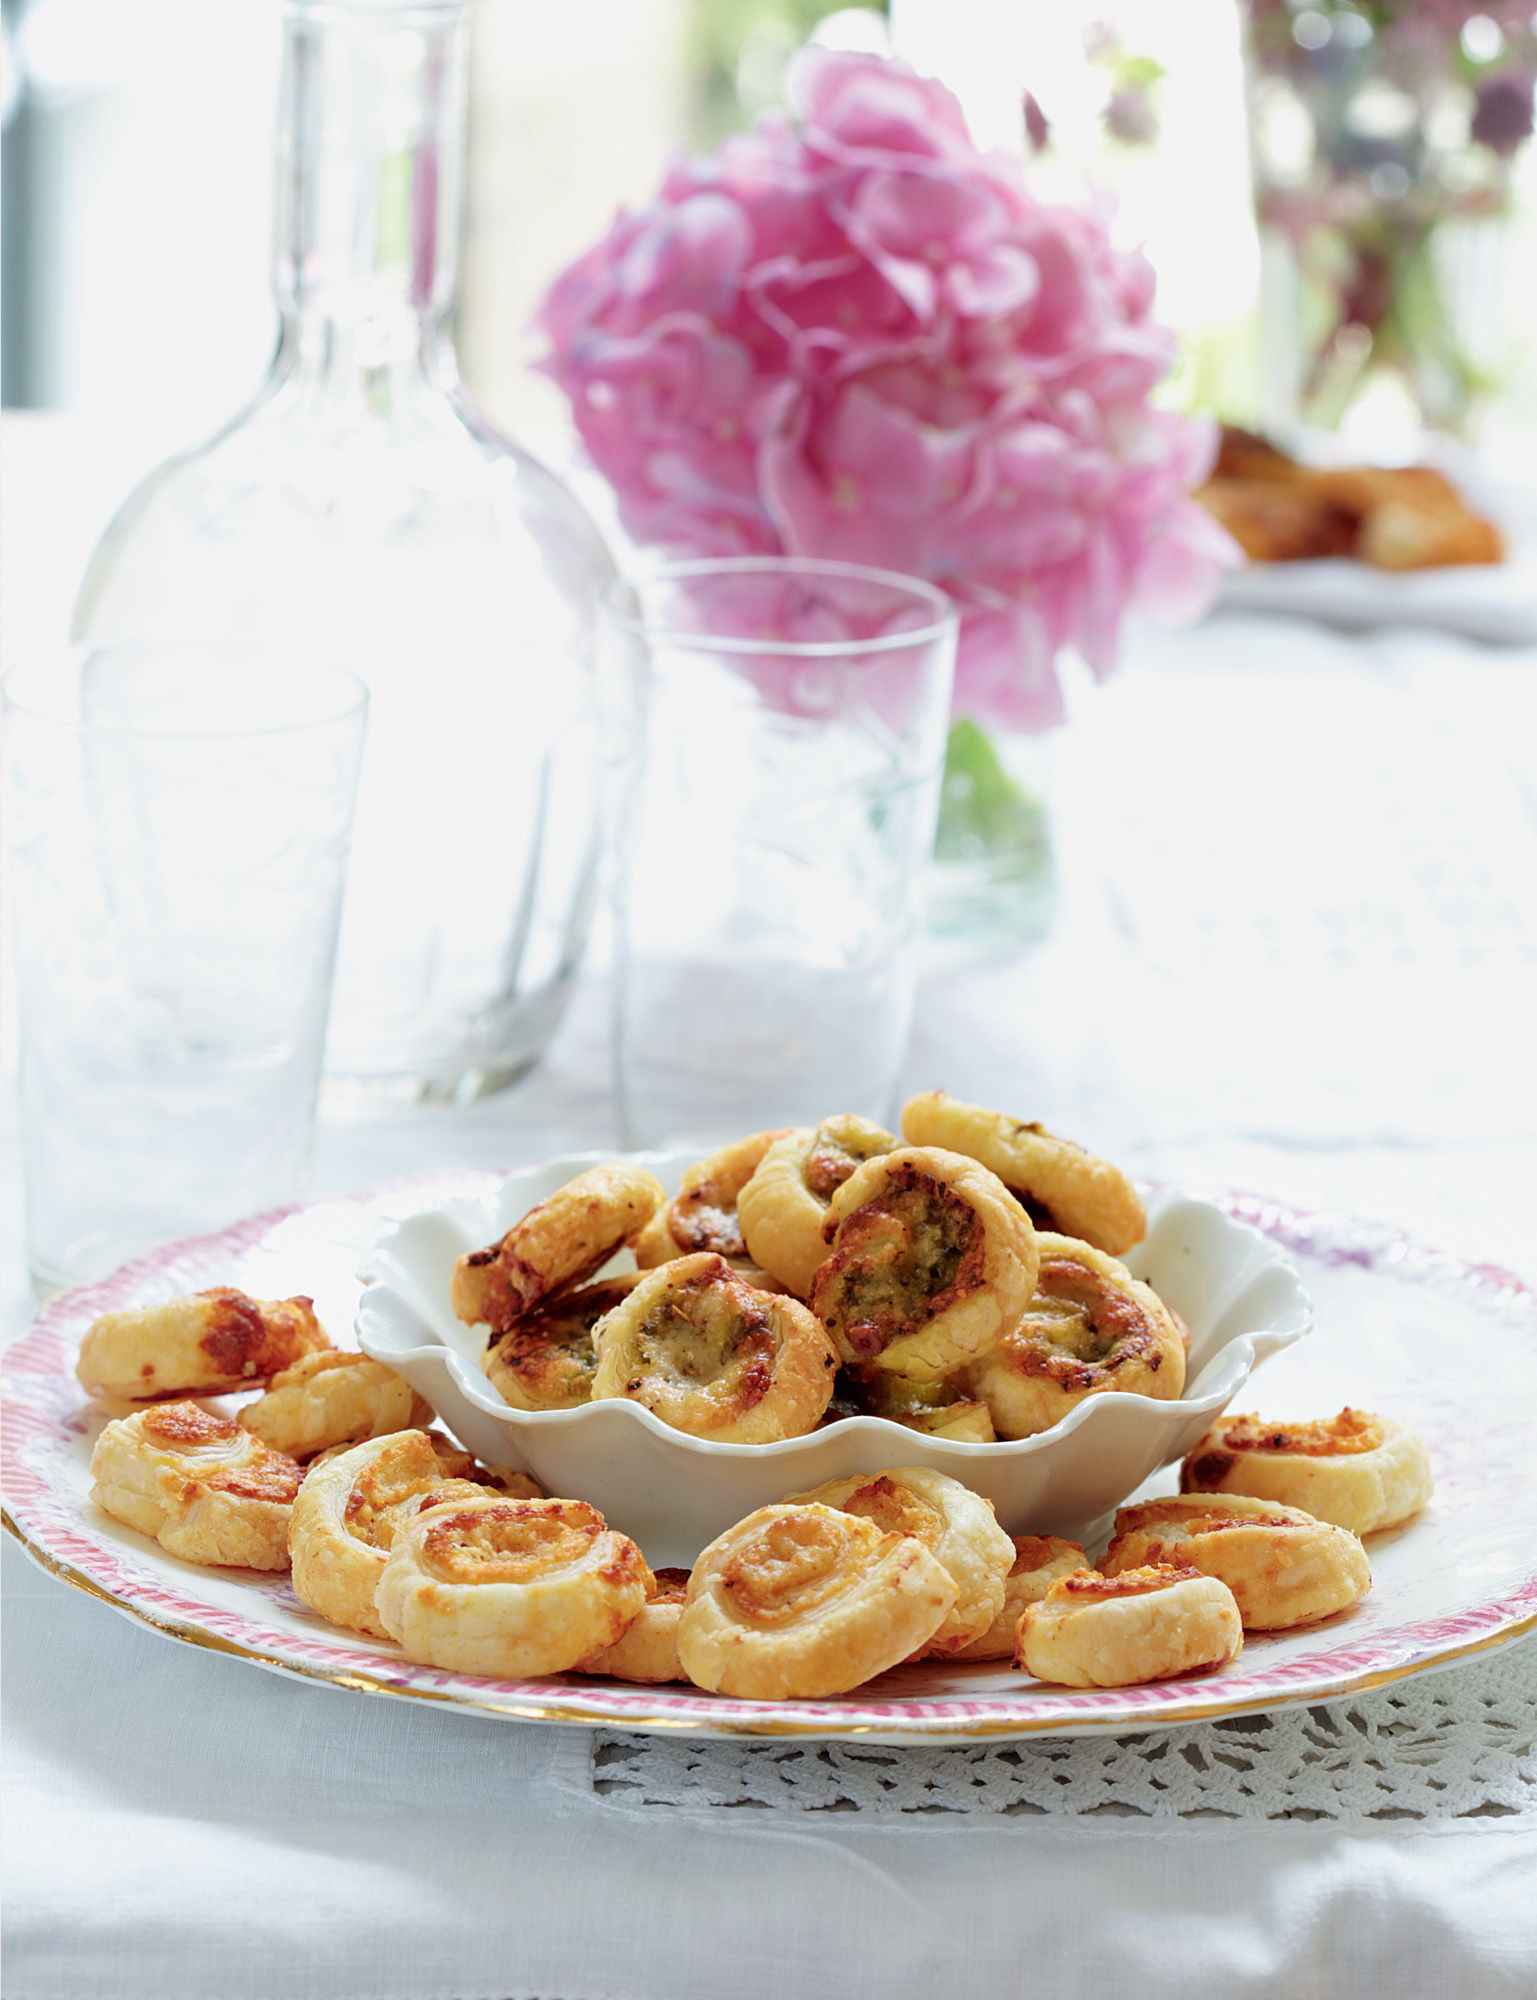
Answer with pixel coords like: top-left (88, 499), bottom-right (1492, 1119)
top-left (89, 1401), bottom-right (302, 1569)
top-left (1180, 1408), bottom-right (1433, 1536)
top-left (633, 1128), bottom-right (792, 1270)
top-left (809, 1147), bottom-right (1038, 1380)
top-left (76, 1287), bottom-right (330, 1402)
top-left (374, 1496), bottom-right (651, 1677)
top-left (678, 1502), bottom-right (958, 1699)
top-left (482, 1273), bottom-right (642, 1413)
top-left (1104, 1494), bottom-right (1372, 1631)
top-left (901, 1092), bottom-right (1144, 1255)
top-left (965, 1234), bottom-right (1185, 1439)
top-left (948, 1534), bottom-right (1089, 1661)
top-left (1017, 1563), bottom-right (1243, 1687)
top-left (288, 1429), bottom-right (498, 1637)
top-left (788, 1467), bottom-right (1013, 1656)
top-left (578, 1566), bottom-right (691, 1684)
top-left (591, 1253), bottom-right (837, 1442)
top-left (737, 1116), bottom-right (898, 1298)
top-left (450, 1162), bottom-right (665, 1332)
top-left (238, 1350), bottom-right (434, 1459)
top-left (854, 1372), bottom-right (998, 1443)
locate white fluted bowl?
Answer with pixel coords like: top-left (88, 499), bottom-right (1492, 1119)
top-left (356, 1152), bottom-right (1311, 1566)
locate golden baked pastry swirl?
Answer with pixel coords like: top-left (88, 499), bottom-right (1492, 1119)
top-left (482, 1273), bottom-right (643, 1413)
top-left (374, 1496), bottom-right (651, 1677)
top-left (809, 1146), bottom-right (1039, 1379)
top-left (287, 1429), bottom-right (496, 1637)
top-left (238, 1350), bottom-right (434, 1459)
top-left (1180, 1408), bottom-right (1433, 1535)
top-left (788, 1467), bottom-right (1014, 1656)
top-left (578, 1566), bottom-right (692, 1683)
top-left (89, 1402), bottom-right (302, 1569)
top-left (591, 1253), bottom-right (838, 1442)
top-left (901, 1092), bottom-right (1145, 1254)
top-left (948, 1534), bottom-right (1089, 1661)
top-left (1017, 1563), bottom-right (1244, 1687)
top-left (737, 1116), bottom-right (899, 1298)
top-left (76, 1287), bottom-right (330, 1402)
top-left (633, 1128), bottom-right (793, 1269)
top-left (1104, 1494), bottom-right (1372, 1631)
top-left (677, 1502), bottom-right (958, 1698)
top-left (965, 1234), bottom-right (1185, 1439)
top-left (451, 1162), bottom-right (665, 1331)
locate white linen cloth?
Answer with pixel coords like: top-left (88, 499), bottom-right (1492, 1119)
top-left (5, 1537), bottom-right (1535, 2000)
top-left (5, 411), bottom-right (1537, 1998)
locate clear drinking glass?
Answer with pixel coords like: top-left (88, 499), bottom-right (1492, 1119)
top-left (4, 648), bottom-right (368, 1294)
top-left (71, 0), bottom-right (615, 1103)
top-left (598, 558), bottom-right (957, 1150)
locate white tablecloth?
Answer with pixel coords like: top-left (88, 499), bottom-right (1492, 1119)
top-left (4, 412), bottom-right (1537, 1999)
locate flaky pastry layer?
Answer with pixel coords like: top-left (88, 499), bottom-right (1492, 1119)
top-left (374, 1497), bottom-right (650, 1677)
top-left (966, 1233), bottom-right (1185, 1439)
top-left (90, 1401), bottom-right (301, 1569)
top-left (738, 1116), bottom-right (898, 1299)
top-left (239, 1350), bottom-right (432, 1459)
top-left (1018, 1563), bottom-right (1243, 1686)
top-left (1104, 1494), bottom-right (1372, 1631)
top-left (948, 1535), bottom-right (1088, 1661)
top-left (789, 1466), bottom-right (1013, 1656)
top-left (679, 1502), bottom-right (957, 1699)
top-left (1180, 1409), bottom-right (1433, 1536)
top-left (451, 1162), bottom-right (665, 1331)
top-left (810, 1147), bottom-right (1038, 1379)
top-left (901, 1092), bottom-right (1144, 1255)
top-left (76, 1288), bottom-right (330, 1402)
top-left (592, 1253), bottom-right (837, 1442)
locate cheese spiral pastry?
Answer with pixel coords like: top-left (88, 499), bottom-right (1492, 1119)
top-left (789, 1468), bottom-right (1013, 1656)
top-left (374, 1497), bottom-right (651, 1678)
top-left (678, 1502), bottom-right (958, 1699)
top-left (948, 1535), bottom-right (1089, 1661)
top-left (238, 1350), bottom-right (434, 1459)
top-left (90, 1402), bottom-right (302, 1569)
top-left (482, 1273), bottom-right (643, 1413)
top-left (633, 1128), bottom-right (793, 1269)
top-left (579, 1566), bottom-right (691, 1684)
top-left (1017, 1564), bottom-right (1244, 1687)
top-left (1104, 1494), bottom-right (1372, 1631)
top-left (809, 1147), bottom-right (1038, 1380)
top-left (737, 1116), bottom-right (898, 1298)
top-left (591, 1253), bottom-right (837, 1442)
top-left (965, 1234), bottom-right (1185, 1439)
top-left (76, 1287), bottom-right (330, 1402)
top-left (1180, 1408), bottom-right (1433, 1536)
top-left (288, 1430), bottom-right (496, 1637)
top-left (901, 1092), bottom-right (1144, 1255)
top-left (450, 1162), bottom-right (665, 1332)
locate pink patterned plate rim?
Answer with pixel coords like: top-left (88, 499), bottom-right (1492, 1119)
top-left (4, 1171), bottom-right (1535, 1745)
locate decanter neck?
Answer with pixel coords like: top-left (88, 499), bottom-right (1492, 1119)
top-left (271, 0), bottom-right (468, 371)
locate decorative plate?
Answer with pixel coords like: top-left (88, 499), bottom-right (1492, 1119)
top-left (4, 1172), bottom-right (1535, 1744)
top-left (355, 1154), bottom-right (1310, 1564)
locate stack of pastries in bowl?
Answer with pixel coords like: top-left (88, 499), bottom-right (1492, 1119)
top-left (72, 1092), bottom-right (1433, 1699)
top-left (455, 1092), bottom-right (1188, 1448)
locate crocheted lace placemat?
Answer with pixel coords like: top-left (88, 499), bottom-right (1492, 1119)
top-left (589, 1641), bottom-right (1537, 1823)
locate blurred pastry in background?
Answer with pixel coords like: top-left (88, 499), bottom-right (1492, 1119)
top-left (1196, 426), bottom-right (1503, 571)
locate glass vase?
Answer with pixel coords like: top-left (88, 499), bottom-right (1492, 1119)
top-left (1243, 3), bottom-right (1526, 446)
top-left (924, 718), bottom-right (1056, 964)
top-left (72, 0), bottom-right (616, 1104)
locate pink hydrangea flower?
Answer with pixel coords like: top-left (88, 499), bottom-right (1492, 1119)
top-left (537, 48), bottom-right (1238, 730)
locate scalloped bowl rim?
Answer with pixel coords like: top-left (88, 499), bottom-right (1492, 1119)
top-left (354, 1152), bottom-right (1312, 1552)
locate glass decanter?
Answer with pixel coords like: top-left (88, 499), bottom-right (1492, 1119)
top-left (73, 0), bottom-right (616, 1103)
